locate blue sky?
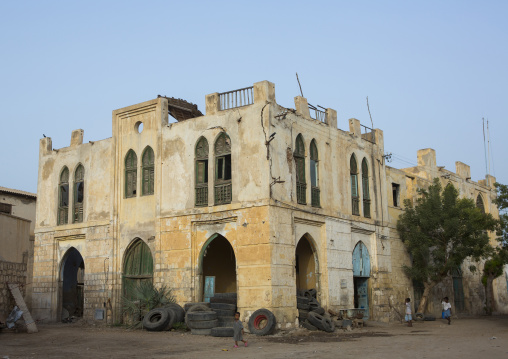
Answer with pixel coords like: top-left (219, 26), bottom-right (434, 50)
top-left (1, 0), bottom-right (506, 193)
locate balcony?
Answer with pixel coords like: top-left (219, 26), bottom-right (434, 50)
top-left (214, 183), bottom-right (232, 205)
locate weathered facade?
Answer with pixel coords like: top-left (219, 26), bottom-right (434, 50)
top-left (32, 81), bottom-right (508, 326)
top-left (0, 187), bottom-right (36, 320)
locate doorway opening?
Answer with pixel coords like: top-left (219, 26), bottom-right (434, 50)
top-left (352, 241), bottom-right (370, 319)
top-left (60, 247), bottom-right (85, 318)
top-left (295, 234), bottom-right (318, 291)
top-left (123, 238), bottom-right (153, 299)
top-left (452, 267), bottom-right (465, 312)
top-left (201, 234), bottom-right (236, 302)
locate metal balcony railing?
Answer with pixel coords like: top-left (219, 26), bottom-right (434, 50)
top-left (219, 86), bottom-right (254, 111)
top-left (195, 186), bottom-right (208, 207)
top-left (308, 104), bottom-right (326, 123)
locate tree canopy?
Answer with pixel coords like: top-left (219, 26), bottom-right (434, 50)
top-left (397, 178), bottom-right (497, 313)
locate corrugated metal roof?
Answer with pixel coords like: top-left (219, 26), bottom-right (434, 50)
top-left (0, 186), bottom-right (37, 199)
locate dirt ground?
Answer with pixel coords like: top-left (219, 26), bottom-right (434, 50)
top-left (1, 316), bottom-right (507, 359)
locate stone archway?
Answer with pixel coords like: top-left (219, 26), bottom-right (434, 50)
top-left (200, 234), bottom-right (236, 302)
top-left (59, 247), bottom-right (85, 319)
top-left (295, 234), bottom-right (319, 291)
top-left (122, 238), bottom-right (153, 299)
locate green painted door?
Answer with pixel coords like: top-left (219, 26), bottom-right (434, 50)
top-left (123, 239), bottom-right (153, 299)
top-left (452, 268), bottom-right (465, 312)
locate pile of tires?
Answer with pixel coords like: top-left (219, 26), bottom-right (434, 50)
top-left (186, 311), bottom-right (218, 335)
top-left (210, 293), bottom-right (237, 333)
top-left (303, 312), bottom-right (335, 332)
top-left (142, 303), bottom-right (185, 331)
top-left (297, 288), bottom-right (325, 324)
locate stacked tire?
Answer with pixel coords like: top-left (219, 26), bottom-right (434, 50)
top-left (142, 303), bottom-right (185, 331)
top-left (210, 293), bottom-right (237, 332)
top-left (297, 289), bottom-right (329, 331)
top-left (186, 311), bottom-right (218, 335)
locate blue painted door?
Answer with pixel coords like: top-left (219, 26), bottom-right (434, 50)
top-left (204, 276), bottom-right (215, 303)
top-left (353, 242), bottom-right (370, 277)
top-left (356, 278), bottom-right (369, 319)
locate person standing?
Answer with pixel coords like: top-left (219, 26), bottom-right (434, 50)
top-left (405, 298), bottom-right (413, 327)
top-left (442, 297), bottom-right (452, 325)
top-left (233, 312), bottom-right (248, 348)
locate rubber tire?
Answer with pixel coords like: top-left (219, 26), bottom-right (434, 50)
top-left (187, 319), bottom-right (218, 329)
top-left (308, 289), bottom-right (317, 298)
top-left (143, 308), bottom-right (171, 331)
top-left (298, 309), bottom-right (309, 320)
top-left (302, 320), bottom-right (318, 331)
top-left (213, 309), bottom-right (236, 317)
top-left (191, 328), bottom-right (212, 335)
top-left (248, 308), bottom-right (276, 336)
top-left (217, 320), bottom-right (235, 327)
top-left (184, 302), bottom-right (210, 312)
top-left (210, 297), bottom-right (236, 305)
top-left (424, 315), bottom-right (436, 321)
top-left (213, 293), bottom-right (237, 299)
top-left (211, 327), bottom-right (235, 337)
top-left (310, 306), bottom-right (325, 316)
top-left (210, 303), bottom-right (236, 311)
top-left (164, 308), bottom-right (178, 330)
top-left (186, 311), bottom-right (217, 321)
top-left (297, 296), bottom-right (310, 305)
top-left (308, 312), bottom-right (334, 332)
top-left (166, 304), bottom-right (185, 323)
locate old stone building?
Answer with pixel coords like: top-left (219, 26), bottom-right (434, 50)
top-left (32, 81), bottom-right (508, 326)
top-left (0, 186), bottom-right (36, 320)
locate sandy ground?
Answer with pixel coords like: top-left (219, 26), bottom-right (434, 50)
top-left (1, 316), bottom-right (507, 359)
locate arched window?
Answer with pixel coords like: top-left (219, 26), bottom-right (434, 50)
top-left (73, 164), bottom-right (85, 223)
top-left (350, 155), bottom-right (359, 215)
top-left (295, 134), bottom-right (306, 205)
top-left (476, 194), bottom-right (485, 213)
top-left (214, 133), bottom-right (232, 205)
top-left (58, 167), bottom-right (69, 225)
top-left (195, 137), bottom-right (209, 206)
top-left (362, 158), bottom-right (370, 218)
top-left (125, 150), bottom-right (137, 198)
top-left (310, 139), bottom-right (320, 207)
top-left (142, 146), bottom-right (155, 196)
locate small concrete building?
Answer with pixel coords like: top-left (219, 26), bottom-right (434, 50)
top-left (0, 187), bottom-right (36, 321)
top-left (32, 81), bottom-right (508, 326)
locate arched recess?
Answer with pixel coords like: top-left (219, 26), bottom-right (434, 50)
top-left (295, 234), bottom-right (319, 291)
top-left (361, 158), bottom-right (370, 218)
top-left (58, 166), bottom-right (70, 225)
top-left (141, 146), bottom-right (155, 196)
top-left (59, 247), bottom-right (85, 318)
top-left (350, 154), bottom-right (360, 215)
top-left (73, 164), bottom-right (85, 223)
top-left (199, 234), bottom-right (236, 302)
top-left (195, 136), bottom-right (209, 206)
top-left (476, 194), bottom-right (485, 213)
top-left (452, 267), bottom-right (465, 312)
top-left (123, 239), bottom-right (154, 299)
top-left (214, 132), bottom-right (232, 205)
top-left (295, 134), bottom-right (306, 205)
top-left (310, 139), bottom-right (320, 207)
top-left (125, 149), bottom-right (137, 198)
top-left (352, 241), bottom-right (370, 319)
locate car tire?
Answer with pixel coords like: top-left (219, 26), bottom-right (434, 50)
top-left (191, 328), bottom-right (212, 335)
top-left (187, 319), bottom-right (219, 329)
top-left (143, 308), bottom-right (171, 331)
top-left (210, 303), bottom-right (236, 311)
top-left (166, 304), bottom-right (185, 323)
top-left (211, 327), bottom-right (235, 337)
top-left (302, 320), bottom-right (318, 331)
top-left (248, 308), bottom-right (276, 336)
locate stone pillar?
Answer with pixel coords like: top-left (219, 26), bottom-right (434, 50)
top-left (71, 129), bottom-right (84, 147)
top-left (254, 81), bottom-right (276, 103)
top-left (455, 162), bottom-right (471, 179)
top-left (39, 137), bottom-right (52, 154)
top-left (205, 93), bottom-right (220, 115)
top-left (325, 108), bottom-right (337, 128)
top-left (417, 148), bottom-right (436, 168)
top-left (294, 96), bottom-right (310, 118)
top-left (348, 118), bottom-right (361, 137)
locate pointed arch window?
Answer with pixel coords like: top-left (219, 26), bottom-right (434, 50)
top-left (58, 167), bottom-right (69, 225)
top-left (295, 134), bottom-right (306, 205)
top-left (195, 137), bottom-right (209, 206)
top-left (142, 146), bottom-right (155, 196)
top-left (125, 150), bottom-right (137, 198)
top-left (214, 132), bottom-right (232, 205)
top-left (476, 194), bottom-right (485, 213)
top-left (310, 140), bottom-right (320, 207)
top-left (362, 158), bottom-right (371, 218)
top-left (73, 164), bottom-right (85, 223)
top-left (350, 155), bottom-right (360, 215)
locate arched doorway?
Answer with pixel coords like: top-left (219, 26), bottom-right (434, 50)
top-left (295, 235), bottom-right (318, 291)
top-left (352, 242), bottom-right (370, 319)
top-left (123, 239), bottom-right (153, 299)
top-left (452, 267), bottom-right (465, 312)
top-left (201, 234), bottom-right (236, 302)
top-left (60, 247), bottom-right (85, 318)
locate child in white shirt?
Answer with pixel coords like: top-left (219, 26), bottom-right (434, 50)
top-left (405, 298), bottom-right (412, 327)
top-left (442, 297), bottom-right (452, 325)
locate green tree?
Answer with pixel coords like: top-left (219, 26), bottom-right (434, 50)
top-left (397, 178), bottom-right (497, 313)
top-left (482, 182), bottom-right (508, 315)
